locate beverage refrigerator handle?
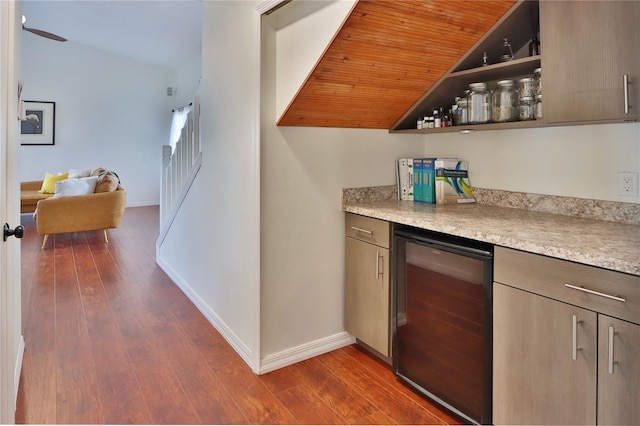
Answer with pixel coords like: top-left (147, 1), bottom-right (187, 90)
top-left (394, 230), bottom-right (492, 259)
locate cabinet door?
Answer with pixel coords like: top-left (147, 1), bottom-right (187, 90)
top-left (598, 316), bottom-right (640, 425)
top-left (493, 283), bottom-right (597, 425)
top-left (540, 1), bottom-right (640, 123)
top-left (345, 237), bottom-right (389, 357)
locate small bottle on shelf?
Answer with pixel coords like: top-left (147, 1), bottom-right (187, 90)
top-left (442, 112), bottom-right (448, 127)
top-left (500, 37), bottom-right (514, 62)
top-left (440, 107), bottom-right (449, 127)
top-left (433, 109), bottom-right (441, 128)
top-left (482, 51), bottom-right (489, 67)
top-left (529, 36), bottom-right (540, 56)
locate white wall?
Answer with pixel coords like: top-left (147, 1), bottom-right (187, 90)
top-left (413, 124), bottom-right (640, 202)
top-left (171, 54), bottom-right (201, 109)
top-left (157, 0), bottom-right (262, 370)
top-left (20, 34), bottom-right (176, 206)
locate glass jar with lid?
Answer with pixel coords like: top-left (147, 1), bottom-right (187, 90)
top-left (455, 97), bottom-right (469, 125)
top-left (519, 96), bottom-right (535, 120)
top-left (535, 94), bottom-right (543, 120)
top-left (518, 77), bottom-right (535, 98)
top-left (492, 80), bottom-right (519, 122)
top-left (533, 67), bottom-right (542, 96)
top-left (467, 82), bottom-right (492, 124)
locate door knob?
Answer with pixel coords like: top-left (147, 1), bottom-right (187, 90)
top-left (3, 223), bottom-right (25, 241)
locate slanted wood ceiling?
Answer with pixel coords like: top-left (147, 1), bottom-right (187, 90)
top-left (277, 0), bottom-right (516, 129)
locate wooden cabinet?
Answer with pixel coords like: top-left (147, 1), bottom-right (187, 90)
top-left (597, 315), bottom-right (640, 425)
top-left (540, 1), bottom-right (640, 123)
top-left (493, 283), bottom-right (597, 425)
top-left (493, 247), bottom-right (640, 425)
top-left (344, 213), bottom-right (391, 359)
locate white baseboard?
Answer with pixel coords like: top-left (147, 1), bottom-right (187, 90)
top-left (155, 255), bottom-right (256, 371)
top-left (14, 335), bottom-right (24, 408)
top-left (258, 332), bottom-right (355, 375)
top-left (125, 201), bottom-right (160, 208)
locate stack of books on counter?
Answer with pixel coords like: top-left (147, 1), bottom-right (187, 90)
top-left (396, 158), bottom-right (476, 205)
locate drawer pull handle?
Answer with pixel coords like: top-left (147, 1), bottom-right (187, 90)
top-left (350, 226), bottom-right (373, 235)
top-left (572, 315), bottom-right (583, 361)
top-left (564, 284), bottom-right (626, 303)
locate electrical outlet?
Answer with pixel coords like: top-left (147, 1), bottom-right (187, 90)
top-left (618, 172), bottom-right (639, 197)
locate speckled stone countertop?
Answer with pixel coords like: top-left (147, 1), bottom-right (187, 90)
top-left (342, 186), bottom-right (640, 276)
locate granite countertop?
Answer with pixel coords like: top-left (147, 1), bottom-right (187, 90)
top-left (342, 186), bottom-right (640, 276)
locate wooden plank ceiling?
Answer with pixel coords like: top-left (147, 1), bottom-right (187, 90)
top-left (277, 0), bottom-right (516, 129)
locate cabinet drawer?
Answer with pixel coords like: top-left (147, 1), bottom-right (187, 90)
top-left (495, 247), bottom-right (640, 325)
top-left (345, 213), bottom-right (390, 248)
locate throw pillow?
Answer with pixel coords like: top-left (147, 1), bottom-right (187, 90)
top-left (68, 168), bottom-right (91, 178)
top-left (94, 173), bottom-right (119, 193)
top-left (53, 176), bottom-right (99, 198)
top-left (39, 172), bottom-right (69, 194)
top-left (91, 167), bottom-right (106, 177)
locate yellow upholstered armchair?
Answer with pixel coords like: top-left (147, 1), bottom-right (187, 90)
top-left (34, 184), bottom-right (126, 249)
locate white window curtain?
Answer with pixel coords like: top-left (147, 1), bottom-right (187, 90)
top-left (169, 104), bottom-right (192, 153)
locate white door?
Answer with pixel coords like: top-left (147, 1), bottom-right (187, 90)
top-left (0, 1), bottom-right (23, 423)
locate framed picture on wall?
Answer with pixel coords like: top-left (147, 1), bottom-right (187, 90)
top-left (21, 101), bottom-right (55, 146)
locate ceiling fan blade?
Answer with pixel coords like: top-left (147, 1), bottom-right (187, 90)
top-left (23, 26), bottom-right (67, 42)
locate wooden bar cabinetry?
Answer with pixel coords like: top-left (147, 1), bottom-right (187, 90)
top-left (540, 1), bottom-right (640, 123)
top-left (493, 247), bottom-right (640, 425)
top-left (344, 213), bottom-right (391, 360)
top-left (392, 0), bottom-right (640, 133)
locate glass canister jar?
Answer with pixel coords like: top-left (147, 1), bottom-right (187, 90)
top-left (519, 96), bottom-right (535, 120)
top-left (518, 77), bottom-right (535, 98)
top-left (533, 67), bottom-right (542, 96)
top-left (535, 94), bottom-right (543, 120)
top-left (467, 82), bottom-right (492, 124)
top-left (492, 80), bottom-right (519, 122)
top-left (455, 97), bottom-right (469, 125)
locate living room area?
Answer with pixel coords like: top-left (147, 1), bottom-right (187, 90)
top-left (19, 11), bottom-right (202, 212)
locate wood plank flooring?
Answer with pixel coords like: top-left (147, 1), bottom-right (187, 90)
top-left (16, 206), bottom-right (465, 424)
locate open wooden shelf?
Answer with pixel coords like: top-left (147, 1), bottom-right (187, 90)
top-left (391, 0), bottom-right (541, 132)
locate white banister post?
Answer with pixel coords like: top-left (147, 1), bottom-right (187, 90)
top-left (161, 145), bottom-right (172, 225)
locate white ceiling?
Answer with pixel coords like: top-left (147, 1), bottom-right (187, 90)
top-left (21, 0), bottom-right (203, 70)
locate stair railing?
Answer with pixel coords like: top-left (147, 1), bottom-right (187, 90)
top-left (158, 95), bottom-right (201, 247)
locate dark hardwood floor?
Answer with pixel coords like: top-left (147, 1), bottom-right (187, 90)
top-left (16, 206), bottom-right (464, 424)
